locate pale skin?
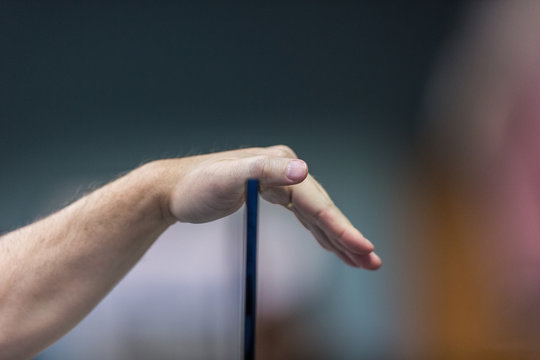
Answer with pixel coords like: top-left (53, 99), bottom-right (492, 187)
top-left (0, 145), bottom-right (381, 359)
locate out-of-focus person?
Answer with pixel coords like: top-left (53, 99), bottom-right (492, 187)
top-left (411, 0), bottom-right (540, 358)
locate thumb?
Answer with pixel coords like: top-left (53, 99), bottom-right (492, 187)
top-left (234, 156), bottom-right (308, 186)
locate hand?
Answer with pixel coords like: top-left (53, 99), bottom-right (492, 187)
top-left (159, 145), bottom-right (381, 270)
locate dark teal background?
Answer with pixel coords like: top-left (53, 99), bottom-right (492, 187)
top-left (0, 1), bottom-right (461, 230)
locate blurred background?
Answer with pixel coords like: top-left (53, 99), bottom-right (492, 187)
top-left (4, 1), bottom-right (540, 359)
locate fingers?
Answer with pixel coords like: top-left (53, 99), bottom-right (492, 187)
top-left (295, 209), bottom-right (381, 270)
top-left (258, 171), bottom-right (382, 269)
top-left (314, 205), bottom-right (374, 254)
top-left (284, 175), bottom-right (381, 269)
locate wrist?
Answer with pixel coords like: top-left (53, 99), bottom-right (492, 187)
top-left (132, 160), bottom-right (179, 227)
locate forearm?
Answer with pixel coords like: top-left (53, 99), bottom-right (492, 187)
top-left (0, 161), bottom-right (173, 359)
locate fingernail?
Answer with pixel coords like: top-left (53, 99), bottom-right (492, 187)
top-left (286, 160), bottom-right (307, 181)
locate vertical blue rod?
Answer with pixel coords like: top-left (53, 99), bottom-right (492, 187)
top-left (244, 179), bottom-right (259, 360)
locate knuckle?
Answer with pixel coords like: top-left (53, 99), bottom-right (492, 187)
top-left (270, 144), bottom-right (296, 158)
top-left (314, 203), bottom-right (335, 225)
